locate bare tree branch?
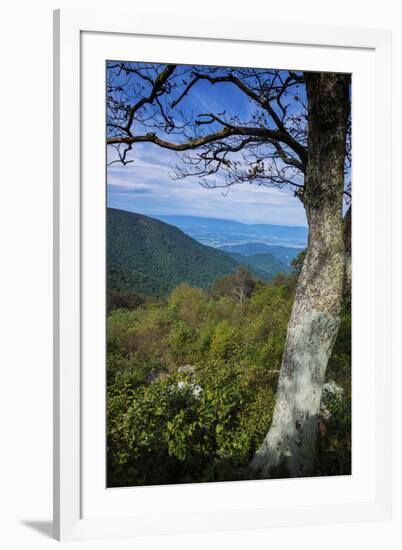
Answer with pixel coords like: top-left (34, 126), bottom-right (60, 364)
top-left (107, 125), bottom-right (305, 161)
top-left (112, 64), bottom-right (177, 134)
top-left (106, 63), bottom-right (350, 204)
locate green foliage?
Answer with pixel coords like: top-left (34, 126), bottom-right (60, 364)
top-left (107, 359), bottom-right (277, 486)
top-left (319, 294), bottom-right (352, 475)
top-left (107, 269), bottom-right (351, 487)
top-left (291, 248), bottom-right (307, 273)
top-left (107, 289), bottom-right (151, 313)
top-left (211, 266), bottom-right (257, 304)
top-left (108, 208), bottom-right (241, 299)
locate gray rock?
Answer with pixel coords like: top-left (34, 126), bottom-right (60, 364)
top-left (177, 364), bottom-right (196, 374)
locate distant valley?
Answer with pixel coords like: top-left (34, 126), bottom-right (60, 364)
top-left (218, 243), bottom-right (301, 266)
top-left (155, 214), bottom-right (306, 265)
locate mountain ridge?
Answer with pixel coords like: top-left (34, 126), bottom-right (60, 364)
top-left (218, 242), bottom-right (302, 265)
top-left (107, 208), bottom-right (290, 299)
top-left (154, 214), bottom-right (307, 231)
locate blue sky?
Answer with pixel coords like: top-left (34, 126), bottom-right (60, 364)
top-left (107, 63), bottom-right (308, 227)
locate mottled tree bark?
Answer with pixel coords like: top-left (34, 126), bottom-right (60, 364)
top-left (251, 73), bottom-right (350, 478)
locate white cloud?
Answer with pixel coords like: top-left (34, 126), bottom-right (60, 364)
top-left (107, 143), bottom-right (307, 226)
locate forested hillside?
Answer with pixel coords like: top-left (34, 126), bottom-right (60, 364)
top-left (107, 208), bottom-right (289, 300)
top-left (226, 251), bottom-right (290, 281)
top-left (107, 208), bottom-right (240, 298)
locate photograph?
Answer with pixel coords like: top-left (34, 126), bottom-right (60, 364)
top-left (105, 61), bottom-right (352, 488)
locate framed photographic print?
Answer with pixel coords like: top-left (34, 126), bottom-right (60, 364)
top-left (53, 8), bottom-right (392, 540)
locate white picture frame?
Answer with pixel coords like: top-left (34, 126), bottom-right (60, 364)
top-left (53, 8), bottom-right (392, 541)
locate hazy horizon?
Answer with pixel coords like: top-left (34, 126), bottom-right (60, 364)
top-left (107, 205), bottom-right (308, 229)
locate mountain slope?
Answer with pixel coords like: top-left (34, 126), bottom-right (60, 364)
top-left (218, 242), bottom-right (302, 265)
top-left (107, 208), bottom-right (242, 298)
top-left (226, 252), bottom-right (290, 280)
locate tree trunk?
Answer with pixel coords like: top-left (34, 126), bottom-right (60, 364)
top-left (250, 72), bottom-right (350, 478)
top-left (343, 205), bottom-right (352, 294)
